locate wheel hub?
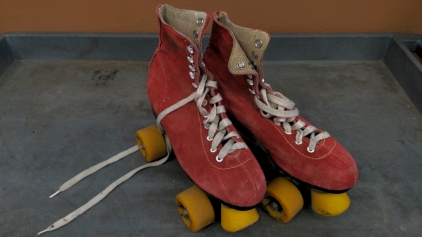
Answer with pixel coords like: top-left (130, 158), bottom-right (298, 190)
top-left (271, 201), bottom-right (279, 211)
top-left (182, 209), bottom-right (189, 219)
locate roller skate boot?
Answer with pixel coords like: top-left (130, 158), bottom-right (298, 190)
top-left (39, 6), bottom-right (265, 235)
top-left (143, 5), bottom-right (266, 232)
top-left (203, 11), bottom-right (358, 221)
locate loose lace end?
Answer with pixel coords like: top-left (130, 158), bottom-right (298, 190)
top-left (39, 139), bottom-right (171, 235)
top-left (38, 228), bottom-right (50, 235)
top-left (49, 145), bottom-right (139, 199)
top-left (49, 190), bottom-right (60, 199)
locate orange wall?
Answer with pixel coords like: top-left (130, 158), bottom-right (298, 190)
top-left (1, 0), bottom-right (422, 35)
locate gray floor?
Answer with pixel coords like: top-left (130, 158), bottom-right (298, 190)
top-left (0, 59), bottom-right (421, 236)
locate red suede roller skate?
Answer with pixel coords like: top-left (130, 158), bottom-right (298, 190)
top-left (143, 5), bottom-right (266, 232)
top-left (203, 12), bottom-right (358, 222)
top-left (39, 6), bottom-right (265, 235)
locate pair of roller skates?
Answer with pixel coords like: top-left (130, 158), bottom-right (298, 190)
top-left (139, 4), bottom-right (358, 232)
top-left (39, 4), bottom-right (357, 235)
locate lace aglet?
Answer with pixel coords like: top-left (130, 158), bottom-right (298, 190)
top-left (38, 228), bottom-right (49, 235)
top-left (49, 190), bottom-right (60, 198)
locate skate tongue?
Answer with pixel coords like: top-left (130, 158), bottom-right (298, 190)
top-left (226, 34), bottom-right (257, 76)
top-left (216, 13), bottom-right (257, 76)
top-left (159, 5), bottom-right (208, 48)
top-left (218, 12), bottom-right (270, 78)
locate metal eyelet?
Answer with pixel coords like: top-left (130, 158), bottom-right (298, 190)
top-left (295, 140), bottom-right (302, 145)
top-left (192, 83), bottom-right (198, 88)
top-left (247, 74), bottom-right (253, 79)
top-left (196, 18), bottom-right (204, 26)
top-left (187, 56), bottom-right (194, 64)
top-left (187, 45), bottom-right (194, 54)
top-left (237, 61), bottom-right (245, 70)
top-left (249, 88), bottom-right (256, 94)
top-left (189, 71), bottom-right (195, 79)
top-left (216, 156), bottom-right (223, 162)
top-left (207, 136), bottom-right (213, 141)
top-left (307, 147), bottom-right (315, 153)
top-left (262, 78), bottom-right (265, 82)
top-left (189, 65), bottom-right (195, 72)
top-left (210, 147), bottom-right (217, 153)
top-left (255, 40), bottom-right (263, 48)
top-left (202, 100), bottom-right (208, 106)
top-left (201, 62), bottom-right (206, 67)
top-left (247, 79), bottom-right (253, 85)
top-left (193, 30), bottom-right (199, 38)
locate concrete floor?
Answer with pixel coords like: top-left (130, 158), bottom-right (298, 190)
top-left (0, 59), bottom-right (421, 236)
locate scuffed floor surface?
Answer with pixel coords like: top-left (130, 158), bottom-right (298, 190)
top-left (0, 60), bottom-right (421, 236)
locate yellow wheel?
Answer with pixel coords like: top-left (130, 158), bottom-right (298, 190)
top-left (135, 125), bottom-right (167, 162)
top-left (311, 189), bottom-right (350, 216)
top-left (261, 177), bottom-right (304, 222)
top-left (175, 185), bottom-right (215, 232)
top-left (220, 205), bottom-right (259, 232)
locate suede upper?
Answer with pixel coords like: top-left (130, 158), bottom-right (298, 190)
top-left (147, 5), bottom-right (266, 207)
top-left (203, 11), bottom-right (358, 191)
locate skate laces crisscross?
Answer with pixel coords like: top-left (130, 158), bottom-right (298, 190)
top-left (158, 74), bottom-right (247, 161)
top-left (254, 87), bottom-right (329, 152)
top-left (195, 75), bottom-right (247, 160)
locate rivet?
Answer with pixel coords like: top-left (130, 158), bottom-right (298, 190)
top-left (255, 40), bottom-right (263, 48)
top-left (271, 202), bottom-right (279, 211)
top-left (196, 18), bottom-right (204, 26)
top-left (193, 30), bottom-right (199, 38)
top-left (182, 209), bottom-right (189, 219)
top-left (252, 51), bottom-right (258, 59)
top-left (237, 61), bottom-right (245, 70)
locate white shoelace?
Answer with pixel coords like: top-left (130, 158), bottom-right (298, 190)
top-left (254, 87), bottom-right (329, 152)
top-left (39, 74), bottom-right (245, 235)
